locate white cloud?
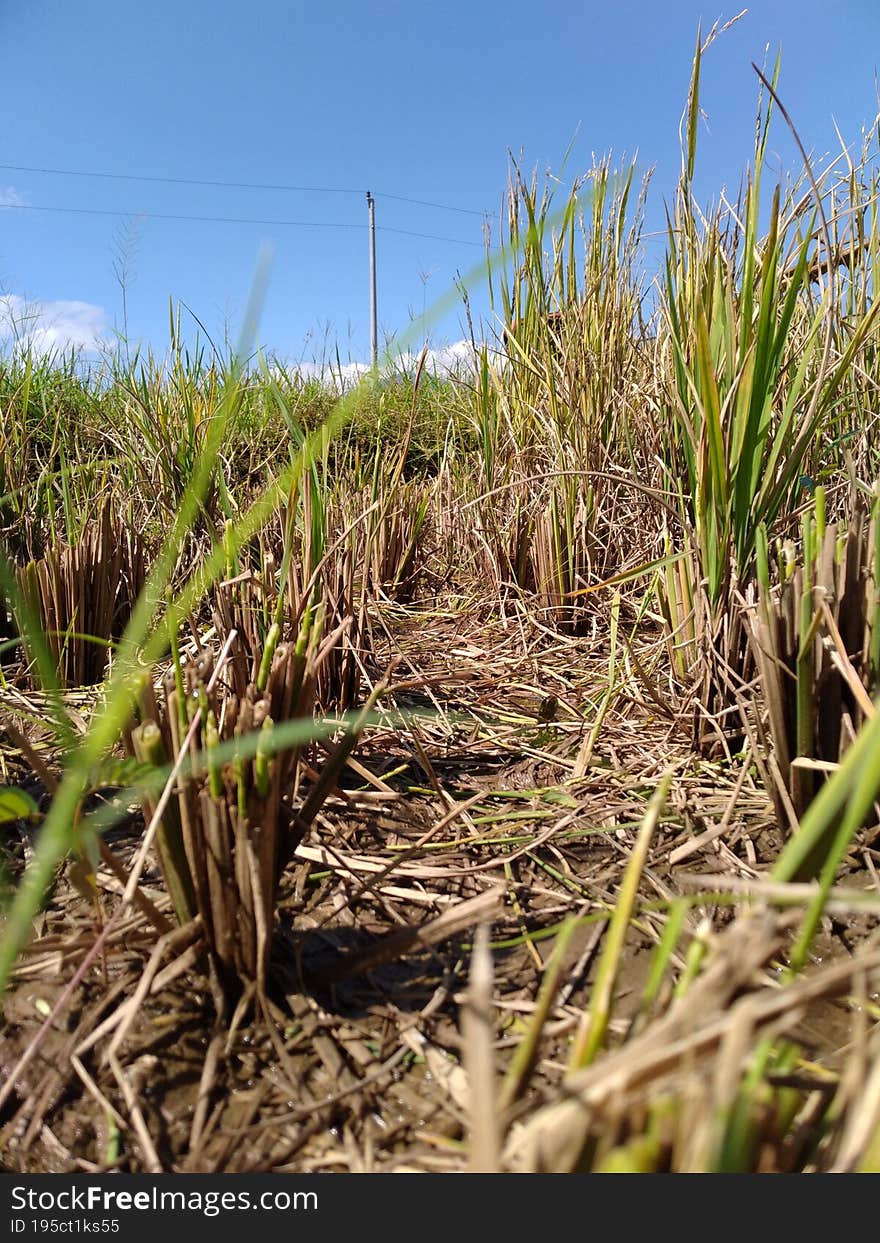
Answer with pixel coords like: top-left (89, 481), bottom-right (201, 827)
top-left (0, 294), bottom-right (111, 354)
top-left (420, 339), bottom-right (477, 374)
top-left (376, 339), bottom-right (478, 376)
top-left (287, 358), bottom-right (366, 385)
top-left (288, 339), bottom-right (477, 387)
top-left (0, 185), bottom-right (26, 209)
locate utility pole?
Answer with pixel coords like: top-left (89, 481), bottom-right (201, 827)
top-left (366, 190), bottom-right (378, 368)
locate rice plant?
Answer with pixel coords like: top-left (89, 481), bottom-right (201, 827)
top-left (11, 503), bottom-right (148, 687)
top-left (127, 609), bottom-right (364, 988)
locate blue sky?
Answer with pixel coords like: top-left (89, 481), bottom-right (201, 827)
top-left (0, 1), bottom-right (877, 366)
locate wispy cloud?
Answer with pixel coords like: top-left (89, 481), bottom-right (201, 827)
top-left (0, 185), bottom-right (27, 209)
top-left (0, 294), bottom-right (111, 354)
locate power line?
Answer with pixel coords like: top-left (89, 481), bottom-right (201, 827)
top-left (0, 161), bottom-right (486, 217)
top-left (368, 192), bottom-right (484, 218)
top-left (4, 201), bottom-right (359, 229)
top-left (0, 161), bottom-right (360, 196)
top-left (1, 201), bottom-right (484, 246)
top-left (379, 224), bottom-right (483, 247)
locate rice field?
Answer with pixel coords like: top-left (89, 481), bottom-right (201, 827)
top-left (1, 40), bottom-right (880, 1174)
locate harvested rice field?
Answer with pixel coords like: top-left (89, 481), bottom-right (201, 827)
top-left (1, 30), bottom-right (880, 1174)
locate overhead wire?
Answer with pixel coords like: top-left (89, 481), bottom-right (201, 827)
top-left (0, 161), bottom-right (486, 217)
top-left (2, 201), bottom-right (484, 246)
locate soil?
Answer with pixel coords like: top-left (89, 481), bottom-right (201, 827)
top-left (0, 611), bottom-right (873, 1172)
